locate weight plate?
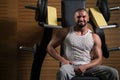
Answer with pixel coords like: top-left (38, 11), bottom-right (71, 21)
top-left (96, 0), bottom-right (110, 22)
top-left (35, 0), bottom-right (48, 22)
top-left (40, 0), bottom-right (48, 22)
top-left (35, 0), bottom-right (40, 21)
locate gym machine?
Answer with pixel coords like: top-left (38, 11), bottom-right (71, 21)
top-left (18, 0), bottom-right (120, 80)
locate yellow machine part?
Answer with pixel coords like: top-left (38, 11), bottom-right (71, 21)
top-left (47, 6), bottom-right (57, 26)
top-left (47, 6), bottom-right (108, 28)
top-left (89, 7), bottom-right (107, 27)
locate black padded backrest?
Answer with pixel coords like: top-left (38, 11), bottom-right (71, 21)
top-left (60, 0), bottom-right (86, 58)
top-left (61, 0), bottom-right (86, 27)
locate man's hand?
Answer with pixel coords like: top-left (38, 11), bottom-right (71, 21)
top-left (74, 65), bottom-right (88, 74)
top-left (61, 59), bottom-right (72, 65)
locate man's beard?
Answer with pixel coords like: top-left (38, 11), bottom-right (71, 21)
top-left (78, 22), bottom-right (87, 28)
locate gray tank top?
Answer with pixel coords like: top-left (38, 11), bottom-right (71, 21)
top-left (63, 27), bottom-right (94, 65)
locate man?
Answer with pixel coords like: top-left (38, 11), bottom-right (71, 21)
top-left (47, 8), bottom-right (119, 80)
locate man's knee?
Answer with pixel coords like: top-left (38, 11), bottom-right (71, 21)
top-left (109, 67), bottom-right (119, 78)
top-left (102, 65), bottom-right (119, 75)
top-left (111, 67), bottom-right (119, 74)
top-left (97, 65), bottom-right (119, 79)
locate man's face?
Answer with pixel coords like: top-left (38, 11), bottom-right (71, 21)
top-left (74, 10), bottom-right (89, 28)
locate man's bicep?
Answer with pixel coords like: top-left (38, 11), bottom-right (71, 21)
top-left (49, 29), bottom-right (64, 48)
top-left (92, 34), bottom-right (102, 58)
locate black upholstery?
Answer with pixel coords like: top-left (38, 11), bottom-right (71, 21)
top-left (61, 0), bottom-right (100, 80)
top-left (61, 0), bottom-right (86, 27)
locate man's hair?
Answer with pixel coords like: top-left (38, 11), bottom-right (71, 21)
top-left (74, 8), bottom-right (89, 15)
top-left (75, 8), bottom-right (87, 12)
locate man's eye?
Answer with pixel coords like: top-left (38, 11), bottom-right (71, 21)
top-left (77, 16), bottom-right (80, 18)
top-left (83, 16), bottom-right (86, 18)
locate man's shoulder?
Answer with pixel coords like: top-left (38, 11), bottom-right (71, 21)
top-left (92, 33), bottom-right (100, 38)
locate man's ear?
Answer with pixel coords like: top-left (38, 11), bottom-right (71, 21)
top-left (87, 16), bottom-right (90, 23)
top-left (87, 20), bottom-right (90, 23)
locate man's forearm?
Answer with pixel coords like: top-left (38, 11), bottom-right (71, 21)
top-left (85, 58), bottom-right (102, 69)
top-left (47, 46), bottom-right (66, 63)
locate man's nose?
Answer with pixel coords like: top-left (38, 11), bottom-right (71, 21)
top-left (78, 17), bottom-right (83, 21)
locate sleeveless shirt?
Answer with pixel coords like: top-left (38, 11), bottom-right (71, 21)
top-left (63, 27), bottom-right (94, 65)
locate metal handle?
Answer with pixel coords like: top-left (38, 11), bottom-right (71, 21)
top-left (19, 46), bottom-right (34, 52)
top-left (108, 47), bottom-right (120, 52)
top-left (110, 6), bottom-right (120, 11)
top-left (99, 23), bottom-right (119, 29)
top-left (24, 5), bottom-right (38, 10)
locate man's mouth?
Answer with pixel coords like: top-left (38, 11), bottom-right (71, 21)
top-left (78, 22), bottom-right (84, 24)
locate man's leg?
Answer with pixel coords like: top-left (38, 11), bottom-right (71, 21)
top-left (84, 65), bottom-right (119, 80)
top-left (57, 64), bottom-right (75, 80)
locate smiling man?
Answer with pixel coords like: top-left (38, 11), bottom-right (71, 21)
top-left (47, 8), bottom-right (119, 80)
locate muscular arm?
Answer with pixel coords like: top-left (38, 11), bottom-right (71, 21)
top-left (78, 33), bottom-right (103, 73)
top-left (87, 33), bottom-right (103, 66)
top-left (47, 28), bottom-right (71, 65)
